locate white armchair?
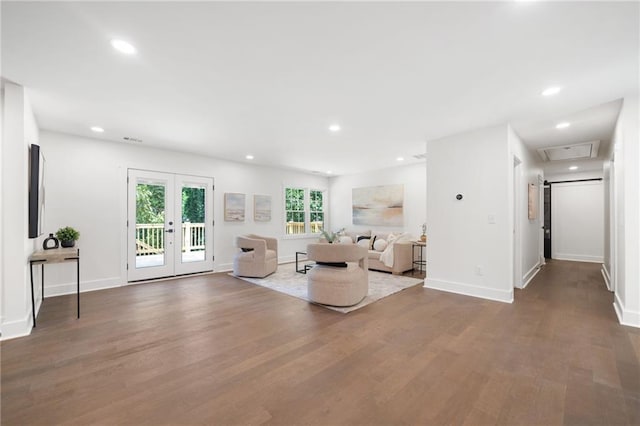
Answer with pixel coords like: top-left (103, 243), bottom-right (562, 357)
top-left (233, 234), bottom-right (278, 278)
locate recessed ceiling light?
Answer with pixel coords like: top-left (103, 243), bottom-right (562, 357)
top-left (396, 157), bottom-right (404, 161)
top-left (569, 166), bottom-right (578, 170)
top-left (326, 170), bottom-right (333, 174)
top-left (542, 86), bottom-right (562, 96)
top-left (90, 126), bottom-right (104, 133)
top-left (556, 122), bottom-right (571, 129)
top-left (110, 39), bottom-right (137, 55)
top-left (328, 124), bottom-right (341, 132)
top-left (245, 154), bottom-right (254, 160)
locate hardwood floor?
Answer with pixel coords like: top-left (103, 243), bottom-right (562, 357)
top-left (2, 260), bottom-right (639, 425)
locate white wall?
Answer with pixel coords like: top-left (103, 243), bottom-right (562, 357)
top-left (508, 125), bottom-right (544, 289)
top-left (328, 162), bottom-right (426, 239)
top-left (611, 95), bottom-right (640, 327)
top-left (551, 181), bottom-right (604, 263)
top-left (37, 130), bottom-right (328, 297)
top-left (602, 161), bottom-right (612, 290)
top-left (1, 81), bottom-right (41, 339)
top-left (426, 124), bottom-right (513, 303)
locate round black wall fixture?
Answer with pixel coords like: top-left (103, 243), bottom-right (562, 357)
top-left (456, 194), bottom-right (463, 200)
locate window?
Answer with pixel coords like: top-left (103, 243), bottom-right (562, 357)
top-left (284, 187), bottom-right (326, 236)
top-left (310, 190), bottom-right (324, 234)
top-left (285, 187), bottom-right (305, 235)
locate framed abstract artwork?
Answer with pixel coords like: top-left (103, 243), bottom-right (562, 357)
top-left (528, 183), bottom-right (538, 220)
top-left (224, 193), bottom-right (245, 222)
top-left (254, 195), bottom-right (271, 222)
top-left (352, 184), bottom-right (404, 227)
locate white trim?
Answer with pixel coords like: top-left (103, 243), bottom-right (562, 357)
top-left (552, 254), bottom-right (604, 263)
top-left (126, 271), bottom-right (215, 286)
top-left (216, 262), bottom-right (233, 273)
top-left (614, 293), bottom-right (640, 328)
top-left (601, 265), bottom-right (612, 291)
top-left (43, 276), bottom-right (123, 297)
top-left (1, 312), bottom-right (33, 341)
top-left (424, 278), bottom-right (513, 303)
top-left (521, 263), bottom-right (541, 289)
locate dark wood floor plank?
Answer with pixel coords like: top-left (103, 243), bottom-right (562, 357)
top-left (2, 260), bottom-right (639, 425)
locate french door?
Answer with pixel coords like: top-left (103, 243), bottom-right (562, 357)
top-left (127, 169), bottom-right (214, 282)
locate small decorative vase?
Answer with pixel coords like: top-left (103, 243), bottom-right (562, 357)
top-left (420, 234), bottom-right (427, 242)
top-left (60, 240), bottom-right (75, 248)
top-left (43, 233), bottom-right (59, 250)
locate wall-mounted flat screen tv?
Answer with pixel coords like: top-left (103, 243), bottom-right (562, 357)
top-left (29, 143), bottom-right (45, 238)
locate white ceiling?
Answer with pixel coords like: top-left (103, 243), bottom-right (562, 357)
top-left (2, 1), bottom-right (638, 176)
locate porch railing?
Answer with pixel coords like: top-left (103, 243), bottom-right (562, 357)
top-left (286, 221), bottom-right (323, 235)
top-left (135, 223), bottom-right (205, 256)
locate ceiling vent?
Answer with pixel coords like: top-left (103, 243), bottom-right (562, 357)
top-left (537, 141), bottom-right (600, 162)
top-left (413, 153), bottom-right (427, 160)
top-left (123, 136), bottom-right (143, 143)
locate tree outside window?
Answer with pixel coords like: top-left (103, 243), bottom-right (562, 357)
top-left (285, 187), bottom-right (306, 235)
top-left (310, 190), bottom-right (324, 233)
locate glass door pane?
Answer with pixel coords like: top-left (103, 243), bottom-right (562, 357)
top-left (181, 184), bottom-right (206, 263)
top-left (127, 169), bottom-right (175, 282)
top-left (135, 182), bottom-right (166, 268)
top-left (174, 174), bottom-right (214, 276)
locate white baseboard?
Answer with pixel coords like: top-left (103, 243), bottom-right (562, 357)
top-left (1, 312), bottom-right (33, 341)
top-left (424, 278), bottom-right (513, 304)
top-left (44, 276), bottom-right (122, 297)
top-left (614, 293), bottom-right (640, 328)
top-left (215, 262), bottom-right (233, 273)
top-left (601, 266), bottom-right (612, 291)
top-left (552, 253), bottom-right (604, 263)
top-left (521, 263), bottom-right (541, 289)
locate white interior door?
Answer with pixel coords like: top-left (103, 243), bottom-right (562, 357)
top-left (127, 169), bottom-right (214, 282)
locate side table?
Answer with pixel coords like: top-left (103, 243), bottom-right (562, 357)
top-left (295, 251), bottom-right (313, 274)
top-left (412, 241), bottom-right (426, 273)
top-left (29, 247), bottom-right (80, 327)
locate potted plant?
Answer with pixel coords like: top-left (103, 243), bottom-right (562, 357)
top-left (56, 226), bottom-right (80, 248)
top-left (320, 228), bottom-right (339, 243)
top-left (420, 223), bottom-right (427, 242)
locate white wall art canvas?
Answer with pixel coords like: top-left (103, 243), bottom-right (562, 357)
top-left (254, 194), bottom-right (271, 222)
top-left (352, 184), bottom-right (404, 226)
top-left (224, 193), bottom-right (245, 222)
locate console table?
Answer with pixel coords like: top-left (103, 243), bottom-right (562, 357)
top-left (29, 247), bottom-right (80, 327)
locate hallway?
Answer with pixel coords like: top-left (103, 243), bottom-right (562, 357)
top-left (1, 260), bottom-right (638, 424)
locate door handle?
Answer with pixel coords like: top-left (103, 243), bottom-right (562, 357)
top-left (165, 229), bottom-right (174, 233)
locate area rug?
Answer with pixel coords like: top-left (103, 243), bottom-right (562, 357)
top-left (231, 263), bottom-right (423, 313)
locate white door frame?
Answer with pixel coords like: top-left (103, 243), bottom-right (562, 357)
top-left (513, 156), bottom-right (523, 289)
top-left (127, 169), bottom-right (175, 281)
top-left (174, 174), bottom-right (214, 276)
top-left (538, 174), bottom-right (545, 266)
top-left (127, 169), bottom-right (214, 282)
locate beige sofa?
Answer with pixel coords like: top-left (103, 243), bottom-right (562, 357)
top-left (341, 230), bottom-right (414, 275)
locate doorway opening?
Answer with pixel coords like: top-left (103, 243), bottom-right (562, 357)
top-left (127, 169), bottom-right (214, 282)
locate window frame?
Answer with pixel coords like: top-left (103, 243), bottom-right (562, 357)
top-left (283, 186), bottom-right (327, 239)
